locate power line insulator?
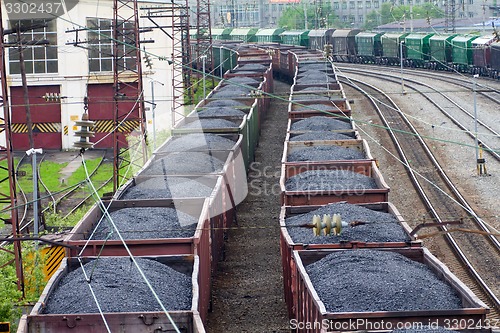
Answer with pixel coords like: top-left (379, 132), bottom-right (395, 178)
top-left (74, 113), bottom-right (95, 149)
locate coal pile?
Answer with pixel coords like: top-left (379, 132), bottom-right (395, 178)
top-left (300, 86), bottom-right (331, 91)
top-left (305, 250), bottom-right (463, 312)
top-left (196, 107), bottom-right (246, 118)
top-left (142, 152), bottom-right (225, 175)
top-left (211, 88), bottom-right (250, 98)
top-left (203, 100), bottom-right (247, 108)
top-left (225, 77), bottom-right (260, 86)
top-left (91, 207), bottom-right (198, 240)
top-left (285, 169), bottom-right (377, 191)
top-left (292, 94), bottom-right (331, 102)
top-left (179, 118), bottom-right (239, 129)
top-left (291, 116), bottom-right (352, 131)
top-left (42, 257), bottom-right (192, 314)
top-left (298, 63), bottom-right (332, 71)
top-left (285, 202), bottom-right (410, 244)
top-left (234, 64), bottom-right (268, 72)
top-left (287, 145), bottom-right (366, 162)
top-left (159, 133), bottom-right (236, 152)
top-left (293, 104), bottom-right (338, 113)
top-left (296, 77), bottom-right (336, 84)
top-left (290, 132), bottom-right (354, 141)
top-left (121, 176), bottom-right (214, 199)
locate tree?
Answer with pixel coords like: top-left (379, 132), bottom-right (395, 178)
top-left (363, 2), bottom-right (444, 30)
top-left (278, 4), bottom-right (340, 29)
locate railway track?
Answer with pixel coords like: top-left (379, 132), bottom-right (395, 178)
top-left (0, 151), bottom-right (112, 250)
top-left (339, 76), bottom-right (500, 321)
top-left (336, 66), bottom-right (500, 163)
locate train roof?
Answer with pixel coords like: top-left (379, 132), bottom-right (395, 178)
top-left (230, 28), bottom-right (259, 36)
top-left (332, 29), bottom-right (361, 37)
top-left (308, 29), bottom-right (335, 37)
top-left (355, 31), bottom-right (384, 38)
top-left (471, 35), bottom-right (497, 46)
top-left (429, 34), bottom-right (457, 41)
top-left (255, 28), bottom-right (285, 36)
top-left (280, 30), bottom-right (310, 36)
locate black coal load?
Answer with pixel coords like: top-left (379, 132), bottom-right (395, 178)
top-left (211, 87), bottom-right (250, 98)
top-left (121, 177), bottom-right (214, 199)
top-left (225, 77), bottom-right (260, 86)
top-left (305, 250), bottom-right (463, 312)
top-left (300, 86), bottom-right (331, 92)
top-left (290, 132), bottom-right (353, 141)
top-left (159, 133), bottom-right (236, 152)
top-left (196, 107), bottom-right (246, 118)
top-left (293, 104), bottom-right (338, 113)
top-left (292, 94), bottom-right (331, 102)
top-left (285, 202), bottom-right (410, 244)
top-left (141, 152), bottom-right (224, 175)
top-left (285, 169), bottom-right (377, 191)
top-left (203, 99), bottom-right (247, 108)
top-left (287, 145), bottom-right (366, 162)
top-left (179, 118), bottom-right (238, 129)
top-left (298, 63), bottom-right (332, 71)
top-left (291, 116), bottom-right (352, 132)
top-left (297, 69), bottom-right (331, 78)
top-left (296, 77), bottom-right (336, 84)
top-left (91, 207), bottom-right (198, 240)
top-left (233, 63), bottom-right (268, 72)
top-left (42, 257), bottom-right (192, 314)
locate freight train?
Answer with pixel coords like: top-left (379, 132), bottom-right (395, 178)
top-left (209, 27), bottom-right (500, 78)
top-left (17, 41), bottom-right (489, 333)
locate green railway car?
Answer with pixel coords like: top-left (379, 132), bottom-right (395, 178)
top-left (212, 28), bottom-right (232, 40)
top-left (255, 28), bottom-right (284, 43)
top-left (428, 34), bottom-right (456, 69)
top-left (381, 33), bottom-right (409, 65)
top-left (355, 32), bottom-right (384, 63)
top-left (451, 35), bottom-right (480, 71)
top-left (405, 33), bottom-right (434, 66)
top-left (229, 28), bottom-right (259, 42)
top-left (280, 30), bottom-right (310, 47)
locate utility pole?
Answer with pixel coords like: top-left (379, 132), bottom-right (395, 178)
top-left (0, 5), bottom-right (25, 295)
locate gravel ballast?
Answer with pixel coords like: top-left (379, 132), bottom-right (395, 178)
top-left (179, 118), bottom-right (239, 129)
top-left (290, 132), bottom-right (354, 141)
top-left (285, 202), bottom-right (410, 244)
top-left (287, 145), bottom-right (366, 162)
top-left (285, 169), bottom-right (377, 191)
top-left (159, 133), bottom-right (236, 152)
top-left (121, 176), bottom-right (214, 199)
top-left (142, 152), bottom-right (225, 175)
top-left (291, 116), bottom-right (352, 131)
top-left (91, 207), bottom-right (198, 240)
top-left (305, 250), bottom-right (463, 312)
top-left (42, 257), bottom-right (192, 314)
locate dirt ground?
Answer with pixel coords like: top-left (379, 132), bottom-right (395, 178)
top-left (206, 80), bottom-right (291, 333)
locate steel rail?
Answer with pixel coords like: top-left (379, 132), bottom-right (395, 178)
top-left (340, 76), bottom-right (500, 313)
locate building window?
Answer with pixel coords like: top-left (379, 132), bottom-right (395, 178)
top-left (366, 1), bottom-right (371, 7)
top-left (87, 18), bottom-right (137, 73)
top-left (342, 2), bottom-right (348, 9)
top-left (342, 15), bottom-right (348, 21)
top-left (468, 11), bottom-right (474, 17)
top-left (8, 19), bottom-right (58, 74)
top-left (374, 1), bottom-right (380, 7)
top-left (350, 1), bottom-right (355, 8)
top-left (350, 15), bottom-right (356, 22)
top-left (334, 2), bottom-right (340, 9)
top-left (359, 15), bottom-right (364, 22)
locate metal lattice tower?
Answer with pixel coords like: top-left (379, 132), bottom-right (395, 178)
top-left (195, 0), bottom-right (214, 87)
top-left (113, 0), bottom-right (148, 192)
top-left (141, 1), bottom-right (192, 128)
top-left (0, 5), bottom-right (24, 293)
